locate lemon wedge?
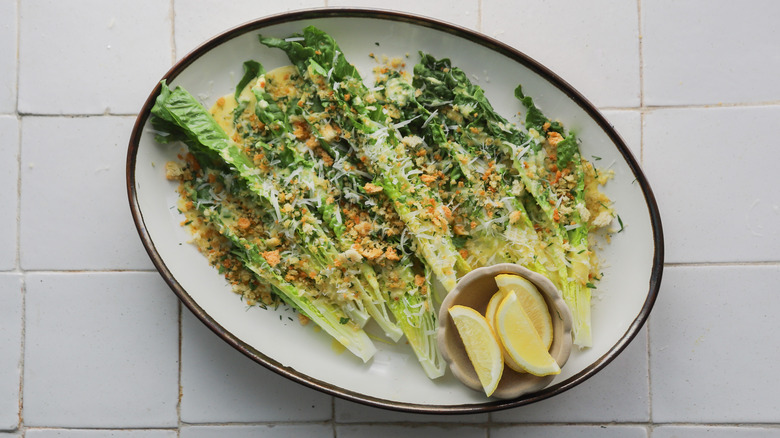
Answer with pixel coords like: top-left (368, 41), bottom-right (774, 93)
top-left (485, 288), bottom-right (508, 323)
top-left (484, 288), bottom-right (524, 372)
top-left (495, 274), bottom-right (554, 350)
top-left (495, 291), bottom-right (561, 376)
top-left (448, 305), bottom-right (504, 396)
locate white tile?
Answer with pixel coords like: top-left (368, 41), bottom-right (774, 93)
top-left (0, 274), bottom-right (22, 431)
top-left (643, 0), bottom-right (780, 106)
top-left (0, 116), bottom-right (18, 271)
top-left (327, 0), bottom-right (479, 31)
top-left (26, 430), bottom-right (177, 438)
top-left (650, 266), bottom-right (780, 422)
top-left (18, 0), bottom-right (171, 115)
top-left (335, 397), bottom-right (487, 423)
top-left (0, 0), bottom-right (16, 113)
top-left (23, 272), bottom-right (179, 427)
top-left (181, 424), bottom-right (332, 438)
top-left (643, 106), bottom-right (780, 263)
top-left (174, 0), bottom-right (326, 57)
top-left (492, 425), bottom-right (647, 438)
top-left (483, 0), bottom-right (641, 108)
top-left (19, 116), bottom-right (154, 270)
top-left (180, 310), bottom-right (332, 423)
top-left (337, 425), bottom-right (485, 438)
top-left (492, 327), bottom-right (649, 423)
top-left (653, 425), bottom-right (780, 438)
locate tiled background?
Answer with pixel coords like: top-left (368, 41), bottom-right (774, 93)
top-left (2, 0), bottom-right (779, 436)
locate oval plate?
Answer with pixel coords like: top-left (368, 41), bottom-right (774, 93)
top-left (127, 8), bottom-right (663, 413)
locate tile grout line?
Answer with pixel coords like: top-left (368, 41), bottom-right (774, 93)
top-left (169, 1), bottom-right (183, 435)
top-left (637, 2), bottom-right (646, 166)
top-left (177, 300), bottom-right (184, 436)
top-left (637, 0), bottom-right (645, 112)
top-left (636, 1), bottom-right (654, 430)
top-left (170, 0), bottom-right (177, 66)
top-left (12, 261), bottom-right (780, 275)
top-left (13, 0), bottom-right (21, 274)
top-left (13, 0), bottom-right (19, 118)
top-left (11, 113), bottom-right (141, 119)
top-left (9, 100), bottom-right (780, 120)
top-left (477, 0), bottom-right (482, 33)
top-left (16, 278), bottom-right (25, 433)
top-left (645, 299), bottom-right (653, 428)
top-left (331, 396), bottom-right (336, 437)
top-left (327, 421), bottom-right (780, 427)
top-left (15, 422), bottom-right (780, 431)
top-left (14, 0), bottom-right (26, 433)
top-left (664, 261), bottom-right (780, 267)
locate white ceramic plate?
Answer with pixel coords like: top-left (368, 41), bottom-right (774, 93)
top-left (127, 8), bottom-right (663, 413)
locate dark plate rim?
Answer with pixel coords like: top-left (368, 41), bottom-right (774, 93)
top-left (126, 7), bottom-right (664, 414)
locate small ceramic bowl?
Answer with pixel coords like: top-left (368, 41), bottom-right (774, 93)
top-left (437, 263), bottom-right (574, 399)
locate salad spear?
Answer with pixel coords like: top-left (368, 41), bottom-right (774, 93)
top-left (228, 64), bottom-right (404, 342)
top-left (260, 27), bottom-right (471, 294)
top-left (161, 133), bottom-right (379, 362)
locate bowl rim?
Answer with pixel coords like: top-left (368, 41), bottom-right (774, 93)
top-left (126, 7), bottom-right (664, 414)
top-left (437, 263), bottom-right (574, 399)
